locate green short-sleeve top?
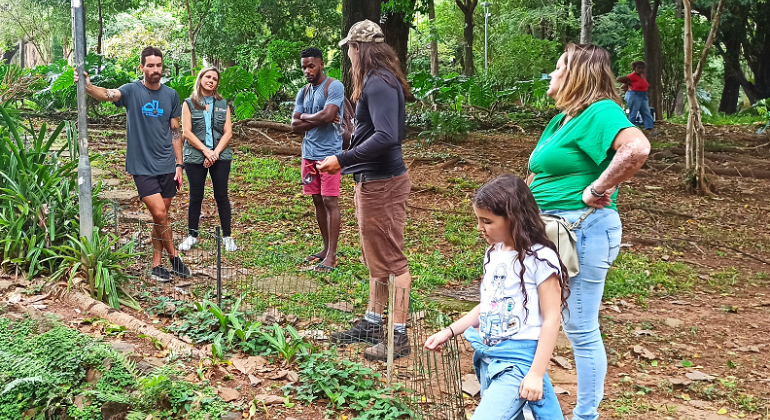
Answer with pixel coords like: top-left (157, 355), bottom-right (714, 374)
top-left (528, 99), bottom-right (634, 211)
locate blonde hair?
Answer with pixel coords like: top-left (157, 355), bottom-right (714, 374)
top-left (553, 44), bottom-right (621, 117)
top-left (190, 67), bottom-right (223, 110)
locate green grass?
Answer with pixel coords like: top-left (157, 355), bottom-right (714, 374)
top-left (232, 154), bottom-right (301, 190)
top-left (604, 252), bottom-right (696, 301)
top-left (668, 112), bottom-right (767, 126)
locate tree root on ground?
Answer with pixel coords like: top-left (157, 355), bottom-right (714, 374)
top-left (61, 291), bottom-right (202, 358)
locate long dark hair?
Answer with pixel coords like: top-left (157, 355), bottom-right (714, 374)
top-left (472, 175), bottom-right (570, 320)
top-left (349, 41), bottom-right (414, 102)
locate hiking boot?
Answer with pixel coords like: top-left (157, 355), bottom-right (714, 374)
top-left (330, 319), bottom-right (383, 346)
top-left (363, 331), bottom-right (411, 361)
top-left (151, 265), bottom-right (172, 282)
top-left (170, 256), bottom-right (191, 278)
top-left (178, 236), bottom-right (198, 251)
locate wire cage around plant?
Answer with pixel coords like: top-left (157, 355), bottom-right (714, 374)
top-left (118, 216), bottom-right (467, 420)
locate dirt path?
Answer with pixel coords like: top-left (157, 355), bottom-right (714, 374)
top-left (18, 116), bottom-right (769, 419)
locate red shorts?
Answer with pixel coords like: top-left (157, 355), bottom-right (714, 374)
top-left (302, 159), bottom-right (341, 197)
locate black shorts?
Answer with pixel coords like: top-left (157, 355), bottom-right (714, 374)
top-left (133, 173), bottom-right (177, 199)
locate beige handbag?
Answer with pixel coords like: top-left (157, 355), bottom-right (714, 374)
top-left (541, 208), bottom-right (594, 278)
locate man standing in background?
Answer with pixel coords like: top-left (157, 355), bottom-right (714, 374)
top-left (292, 47), bottom-right (345, 272)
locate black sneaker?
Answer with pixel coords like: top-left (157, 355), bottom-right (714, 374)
top-left (169, 256), bottom-right (191, 278)
top-left (151, 265), bottom-right (172, 282)
top-left (330, 319), bottom-right (383, 346)
top-left (364, 332), bottom-right (411, 361)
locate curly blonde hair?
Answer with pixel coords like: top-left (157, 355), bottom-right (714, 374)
top-left (553, 44), bottom-right (622, 117)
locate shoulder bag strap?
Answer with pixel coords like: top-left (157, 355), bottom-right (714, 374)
top-left (571, 207), bottom-right (596, 230)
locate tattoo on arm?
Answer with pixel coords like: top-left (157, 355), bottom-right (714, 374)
top-left (595, 137), bottom-right (650, 190)
top-left (171, 128), bottom-right (181, 142)
top-left (105, 89), bottom-right (117, 100)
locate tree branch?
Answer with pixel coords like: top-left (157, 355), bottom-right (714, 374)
top-left (693, 0), bottom-right (726, 85)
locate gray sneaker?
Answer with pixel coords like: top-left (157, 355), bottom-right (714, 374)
top-left (151, 265), bottom-right (172, 282)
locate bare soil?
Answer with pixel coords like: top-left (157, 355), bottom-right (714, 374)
top-left (5, 116), bottom-right (769, 419)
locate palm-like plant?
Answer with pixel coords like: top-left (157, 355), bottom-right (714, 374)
top-left (48, 229), bottom-right (140, 310)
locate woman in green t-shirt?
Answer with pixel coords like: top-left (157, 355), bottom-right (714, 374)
top-left (527, 44), bottom-right (651, 420)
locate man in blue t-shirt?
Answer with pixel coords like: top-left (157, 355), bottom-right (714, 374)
top-left (74, 46), bottom-right (191, 282)
top-left (291, 47), bottom-right (344, 272)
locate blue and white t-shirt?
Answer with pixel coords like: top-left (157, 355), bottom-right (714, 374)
top-left (478, 244), bottom-right (562, 342)
top-left (293, 77), bottom-right (344, 161)
top-left (115, 81), bottom-right (182, 176)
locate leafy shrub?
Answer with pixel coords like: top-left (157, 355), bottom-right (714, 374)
top-left (219, 63), bottom-right (283, 120)
top-left (0, 65), bottom-right (46, 104)
top-left (487, 35), bottom-right (562, 87)
top-left (753, 99), bottom-right (769, 135)
top-left (418, 111), bottom-right (475, 144)
top-left (0, 104), bottom-right (106, 277)
top-left (293, 349), bottom-right (414, 419)
top-left (0, 318), bottom-right (232, 419)
top-left (48, 230), bottom-right (140, 310)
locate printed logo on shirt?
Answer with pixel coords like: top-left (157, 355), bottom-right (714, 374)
top-left (142, 100), bottom-right (165, 118)
top-left (480, 263), bottom-right (522, 338)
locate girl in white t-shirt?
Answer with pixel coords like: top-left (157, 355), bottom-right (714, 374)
top-left (425, 174), bottom-right (569, 420)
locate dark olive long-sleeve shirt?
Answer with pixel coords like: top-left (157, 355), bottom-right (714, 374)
top-left (336, 70), bottom-right (406, 175)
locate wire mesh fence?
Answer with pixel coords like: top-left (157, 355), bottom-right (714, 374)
top-left (108, 206), bottom-right (467, 420)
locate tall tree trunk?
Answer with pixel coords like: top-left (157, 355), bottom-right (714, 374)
top-left (580, 0), bottom-right (593, 44)
top-left (18, 39), bottom-right (24, 69)
top-left (185, 0), bottom-right (197, 72)
top-left (635, 0), bottom-right (663, 121)
top-left (719, 44), bottom-right (742, 114)
top-left (381, 1), bottom-right (411, 75)
top-left (342, 0), bottom-right (381, 100)
top-left (429, 0), bottom-right (439, 76)
top-left (684, 0), bottom-right (725, 196)
top-left (96, 0), bottom-right (103, 54)
top-left (675, 89), bottom-right (685, 116)
top-left (456, 0), bottom-right (478, 77)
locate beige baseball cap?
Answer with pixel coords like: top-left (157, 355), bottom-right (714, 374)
top-left (338, 19), bottom-right (385, 46)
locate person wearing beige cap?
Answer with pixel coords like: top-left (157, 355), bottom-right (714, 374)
top-left (318, 19), bottom-right (415, 361)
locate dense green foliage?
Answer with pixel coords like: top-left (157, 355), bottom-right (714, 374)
top-left (0, 317), bottom-right (232, 419)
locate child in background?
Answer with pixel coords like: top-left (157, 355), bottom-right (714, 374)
top-left (425, 174), bottom-right (568, 420)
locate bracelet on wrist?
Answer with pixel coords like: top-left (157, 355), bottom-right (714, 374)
top-left (589, 184), bottom-right (606, 198)
top-left (446, 325), bottom-right (456, 338)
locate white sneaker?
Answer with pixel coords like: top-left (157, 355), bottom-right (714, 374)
top-left (222, 236), bottom-right (238, 252)
top-left (178, 236), bottom-right (198, 251)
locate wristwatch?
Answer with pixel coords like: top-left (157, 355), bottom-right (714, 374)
top-left (176, 164), bottom-right (185, 169)
top-left (590, 184), bottom-right (606, 197)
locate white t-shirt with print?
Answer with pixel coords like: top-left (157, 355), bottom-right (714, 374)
top-left (478, 244), bottom-right (562, 342)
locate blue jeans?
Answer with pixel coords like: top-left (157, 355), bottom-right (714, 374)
top-left (465, 328), bottom-right (564, 420)
top-left (542, 208), bottom-right (622, 420)
top-left (626, 91), bottom-right (654, 129)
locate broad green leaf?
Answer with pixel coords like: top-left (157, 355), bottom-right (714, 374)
top-left (51, 67), bottom-right (74, 93)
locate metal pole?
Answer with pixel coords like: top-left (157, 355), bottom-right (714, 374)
top-left (386, 273), bottom-right (396, 387)
top-left (72, 0), bottom-right (93, 241)
top-left (217, 226), bottom-right (222, 308)
top-left (482, 2), bottom-right (493, 74)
